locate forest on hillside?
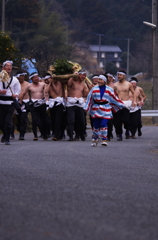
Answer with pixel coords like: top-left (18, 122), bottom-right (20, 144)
top-left (0, 0), bottom-right (154, 75)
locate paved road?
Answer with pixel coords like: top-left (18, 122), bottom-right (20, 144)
top-left (0, 126), bottom-right (158, 240)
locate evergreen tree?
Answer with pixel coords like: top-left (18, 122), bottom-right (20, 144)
top-left (0, 32), bottom-right (22, 67)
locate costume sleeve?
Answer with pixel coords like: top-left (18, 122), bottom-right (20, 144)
top-left (106, 87), bottom-right (124, 112)
top-left (13, 78), bottom-right (21, 96)
top-left (0, 82), bottom-right (3, 91)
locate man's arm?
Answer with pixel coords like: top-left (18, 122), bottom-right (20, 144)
top-left (52, 80), bottom-right (62, 95)
top-left (19, 84), bottom-right (30, 103)
top-left (83, 82), bottom-right (89, 98)
top-left (67, 77), bottom-right (74, 87)
top-left (139, 87), bottom-right (146, 101)
top-left (113, 84), bottom-right (119, 97)
top-left (85, 79), bottom-right (93, 90)
top-left (129, 83), bottom-right (137, 107)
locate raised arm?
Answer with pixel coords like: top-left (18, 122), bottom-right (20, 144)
top-left (67, 77), bottom-right (74, 87)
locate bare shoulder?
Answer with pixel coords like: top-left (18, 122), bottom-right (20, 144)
top-left (137, 86), bottom-right (143, 91)
top-left (114, 81), bottom-right (118, 87)
top-left (24, 81), bottom-right (30, 87)
top-left (40, 81), bottom-right (45, 86)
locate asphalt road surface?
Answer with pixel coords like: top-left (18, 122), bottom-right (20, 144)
top-left (0, 126), bottom-right (158, 240)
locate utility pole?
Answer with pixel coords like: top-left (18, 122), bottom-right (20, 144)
top-left (1, 0), bottom-right (9, 32)
top-left (126, 38), bottom-right (130, 80)
top-left (96, 33), bottom-right (104, 67)
top-left (152, 0), bottom-right (158, 123)
top-left (2, 0), bottom-right (5, 31)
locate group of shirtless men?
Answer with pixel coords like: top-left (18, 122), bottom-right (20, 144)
top-left (0, 60), bottom-right (146, 146)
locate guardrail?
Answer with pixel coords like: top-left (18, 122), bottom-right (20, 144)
top-left (141, 110), bottom-right (158, 117)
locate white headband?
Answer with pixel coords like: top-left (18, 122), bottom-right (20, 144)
top-left (78, 70), bottom-right (87, 75)
top-left (130, 80), bottom-right (137, 83)
top-left (92, 75), bottom-right (98, 79)
top-left (16, 73), bottom-right (27, 78)
top-left (44, 75), bottom-right (51, 80)
top-left (2, 60), bottom-right (13, 67)
top-left (29, 73), bottom-right (38, 79)
top-left (98, 75), bottom-right (107, 82)
top-left (106, 73), bottom-right (115, 80)
top-left (106, 73), bottom-right (114, 78)
top-left (117, 71), bottom-right (126, 76)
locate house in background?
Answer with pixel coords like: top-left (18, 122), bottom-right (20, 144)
top-left (89, 45), bottom-right (122, 69)
top-left (75, 42), bottom-right (122, 71)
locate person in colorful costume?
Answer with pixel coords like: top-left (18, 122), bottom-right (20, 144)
top-left (84, 75), bottom-right (125, 147)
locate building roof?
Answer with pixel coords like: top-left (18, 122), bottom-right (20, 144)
top-left (89, 45), bottom-right (122, 53)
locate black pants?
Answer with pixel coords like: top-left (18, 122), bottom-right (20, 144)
top-left (138, 109), bottom-right (142, 130)
top-left (113, 108), bottom-right (130, 135)
top-left (30, 104), bottom-right (47, 138)
top-left (50, 104), bottom-right (64, 139)
top-left (16, 111), bottom-right (28, 137)
top-left (130, 110), bottom-right (139, 136)
top-left (46, 110), bottom-right (52, 136)
top-left (0, 104), bottom-right (14, 142)
top-left (107, 118), bottom-right (113, 138)
top-left (67, 106), bottom-right (85, 139)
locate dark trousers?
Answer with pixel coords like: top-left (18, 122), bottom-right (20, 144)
top-left (16, 112), bottom-right (28, 137)
top-left (113, 108), bottom-right (130, 135)
top-left (107, 118), bottom-right (113, 138)
top-left (30, 104), bottom-right (47, 138)
top-left (138, 109), bottom-right (142, 130)
top-left (130, 110), bottom-right (139, 136)
top-left (0, 104), bottom-right (14, 142)
top-left (50, 104), bottom-right (64, 139)
top-left (67, 106), bottom-right (85, 139)
top-left (46, 110), bottom-right (52, 136)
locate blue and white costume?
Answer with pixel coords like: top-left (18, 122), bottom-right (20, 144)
top-left (84, 75), bottom-right (124, 142)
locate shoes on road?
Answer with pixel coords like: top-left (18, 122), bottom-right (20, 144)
top-left (52, 137), bottom-right (58, 141)
top-left (91, 139), bottom-right (98, 147)
top-left (19, 137), bottom-right (25, 140)
top-left (125, 130), bottom-right (130, 139)
top-left (33, 137), bottom-right (38, 141)
top-left (117, 134), bottom-right (122, 141)
top-left (101, 141), bottom-right (108, 146)
top-left (68, 138), bottom-right (73, 141)
top-left (131, 135), bottom-right (136, 139)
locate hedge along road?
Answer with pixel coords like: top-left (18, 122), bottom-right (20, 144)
top-left (0, 125), bottom-right (158, 240)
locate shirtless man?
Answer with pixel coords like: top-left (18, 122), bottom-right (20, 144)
top-left (113, 70), bottom-right (136, 141)
top-left (85, 75), bottom-right (99, 90)
top-left (106, 72), bottom-right (115, 89)
top-left (129, 77), bottom-right (143, 139)
top-left (20, 72), bottom-right (47, 140)
top-left (66, 69), bottom-right (89, 141)
top-left (14, 71), bottom-right (30, 140)
top-left (45, 73), bottom-right (65, 140)
top-left (130, 77), bottom-right (146, 137)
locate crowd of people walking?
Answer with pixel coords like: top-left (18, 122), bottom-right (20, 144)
top-left (0, 60), bottom-right (146, 146)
